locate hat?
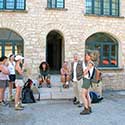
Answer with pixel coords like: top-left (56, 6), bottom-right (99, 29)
top-left (8, 54), bottom-right (15, 59)
top-left (15, 55), bottom-right (24, 61)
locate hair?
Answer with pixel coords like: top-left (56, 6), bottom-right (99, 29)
top-left (73, 53), bottom-right (78, 57)
top-left (0, 56), bottom-right (8, 62)
top-left (9, 54), bottom-right (14, 61)
top-left (39, 61), bottom-right (49, 71)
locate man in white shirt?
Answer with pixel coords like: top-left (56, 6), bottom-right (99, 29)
top-left (71, 53), bottom-right (83, 107)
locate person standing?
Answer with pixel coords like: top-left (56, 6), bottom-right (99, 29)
top-left (0, 56), bottom-right (9, 106)
top-left (15, 55), bottom-right (24, 110)
top-left (71, 53), bottom-right (83, 107)
top-left (8, 54), bottom-right (16, 101)
top-left (80, 52), bottom-right (94, 115)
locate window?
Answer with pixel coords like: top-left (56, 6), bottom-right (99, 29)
top-left (47, 0), bottom-right (64, 8)
top-left (86, 33), bottom-right (118, 67)
top-left (0, 29), bottom-right (24, 57)
top-left (86, 0), bottom-right (120, 16)
top-left (0, 0), bottom-right (26, 10)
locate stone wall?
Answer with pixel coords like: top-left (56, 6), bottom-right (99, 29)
top-left (102, 72), bottom-right (125, 90)
top-left (0, 0), bottom-right (125, 90)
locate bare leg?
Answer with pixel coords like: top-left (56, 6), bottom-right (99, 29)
top-left (0, 88), bottom-right (4, 102)
top-left (9, 82), bottom-right (13, 96)
top-left (82, 88), bottom-right (89, 109)
top-left (15, 86), bottom-right (21, 106)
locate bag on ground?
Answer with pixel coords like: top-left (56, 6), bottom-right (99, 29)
top-left (22, 79), bottom-right (36, 103)
top-left (89, 91), bottom-right (103, 103)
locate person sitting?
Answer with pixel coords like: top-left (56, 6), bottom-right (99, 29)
top-left (38, 61), bottom-right (51, 88)
top-left (60, 61), bottom-right (70, 88)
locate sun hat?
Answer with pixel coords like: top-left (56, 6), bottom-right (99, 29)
top-left (15, 55), bottom-right (24, 61)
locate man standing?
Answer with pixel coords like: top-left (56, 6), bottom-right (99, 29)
top-left (71, 53), bottom-right (83, 107)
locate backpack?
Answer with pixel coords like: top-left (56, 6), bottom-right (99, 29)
top-left (22, 79), bottom-right (36, 103)
top-left (89, 91), bottom-right (103, 103)
top-left (90, 67), bottom-right (102, 83)
top-left (22, 88), bottom-right (36, 103)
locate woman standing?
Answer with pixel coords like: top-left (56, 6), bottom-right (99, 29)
top-left (80, 52), bottom-right (94, 115)
top-left (8, 54), bottom-right (16, 101)
top-left (0, 56), bottom-right (9, 106)
top-left (15, 55), bottom-right (24, 110)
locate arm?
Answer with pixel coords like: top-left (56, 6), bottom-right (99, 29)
top-left (15, 64), bottom-right (23, 75)
top-left (61, 68), bottom-right (65, 75)
top-left (1, 65), bottom-right (9, 75)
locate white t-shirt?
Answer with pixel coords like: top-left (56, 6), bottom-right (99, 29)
top-left (84, 66), bottom-right (94, 79)
top-left (82, 61), bottom-right (86, 70)
top-left (73, 62), bottom-right (78, 82)
top-left (8, 61), bottom-right (16, 75)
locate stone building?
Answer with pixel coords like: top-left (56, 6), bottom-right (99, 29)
top-left (0, 0), bottom-right (125, 90)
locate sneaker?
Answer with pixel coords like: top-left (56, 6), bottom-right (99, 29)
top-left (9, 95), bottom-right (15, 101)
top-left (38, 85), bottom-right (42, 88)
top-left (47, 84), bottom-right (51, 88)
top-left (0, 100), bottom-right (9, 106)
top-left (78, 103), bottom-right (83, 108)
top-left (66, 81), bottom-right (69, 85)
top-left (73, 97), bottom-right (77, 103)
top-left (18, 102), bottom-right (24, 108)
top-left (15, 104), bottom-right (24, 111)
top-left (73, 101), bottom-right (80, 105)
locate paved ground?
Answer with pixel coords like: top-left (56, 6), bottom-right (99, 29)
top-left (0, 90), bottom-right (125, 125)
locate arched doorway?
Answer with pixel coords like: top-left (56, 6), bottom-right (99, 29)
top-left (85, 32), bottom-right (118, 67)
top-left (46, 31), bottom-right (64, 73)
top-left (0, 28), bottom-right (24, 57)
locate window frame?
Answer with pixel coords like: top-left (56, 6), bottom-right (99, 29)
top-left (0, 40), bottom-right (24, 57)
top-left (0, 0), bottom-right (26, 10)
top-left (85, 34), bottom-right (119, 68)
top-left (85, 0), bottom-right (120, 16)
top-left (47, 0), bottom-right (65, 9)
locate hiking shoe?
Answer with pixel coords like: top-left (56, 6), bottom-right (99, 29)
top-left (80, 108), bottom-right (90, 115)
top-left (89, 107), bottom-right (92, 113)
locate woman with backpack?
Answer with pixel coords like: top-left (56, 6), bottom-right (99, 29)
top-left (80, 52), bottom-right (95, 115)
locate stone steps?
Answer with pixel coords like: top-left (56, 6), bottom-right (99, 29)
top-left (38, 87), bottom-right (73, 100)
top-left (35, 74), bottom-right (73, 100)
top-left (5, 74), bottom-right (74, 101)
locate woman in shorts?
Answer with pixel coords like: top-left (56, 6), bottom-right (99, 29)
top-left (8, 54), bottom-right (16, 101)
top-left (15, 55), bottom-right (24, 110)
top-left (0, 56), bottom-right (9, 106)
top-left (80, 53), bottom-right (94, 115)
